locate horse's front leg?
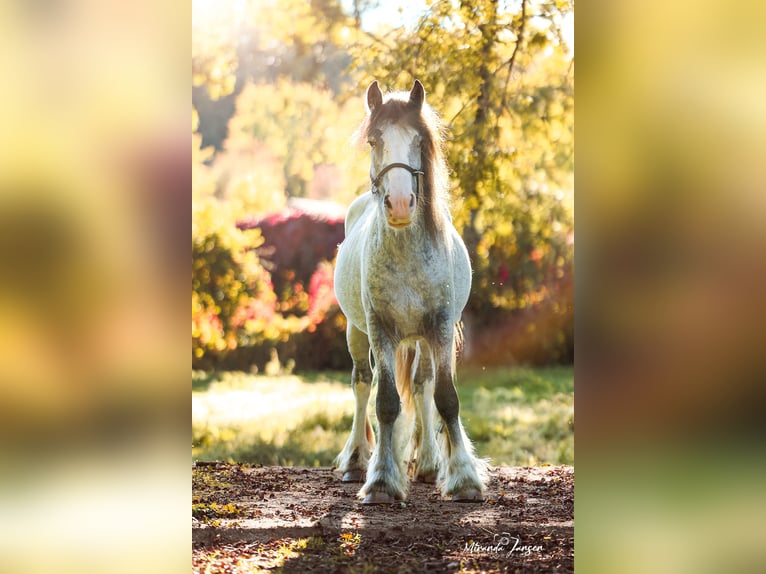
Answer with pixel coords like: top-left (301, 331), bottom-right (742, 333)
top-left (336, 325), bottom-right (375, 482)
top-left (358, 321), bottom-right (410, 504)
top-left (432, 327), bottom-right (487, 502)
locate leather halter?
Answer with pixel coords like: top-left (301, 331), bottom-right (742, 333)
top-left (370, 162), bottom-right (424, 195)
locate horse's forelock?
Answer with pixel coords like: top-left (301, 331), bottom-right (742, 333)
top-left (366, 96), bottom-right (442, 142)
top-left (363, 96), bottom-right (448, 239)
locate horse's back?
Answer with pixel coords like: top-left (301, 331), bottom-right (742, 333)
top-left (334, 192), bottom-right (375, 333)
top-left (449, 225), bottom-right (472, 318)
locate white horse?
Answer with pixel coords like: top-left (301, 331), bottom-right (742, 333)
top-left (334, 80), bottom-right (487, 504)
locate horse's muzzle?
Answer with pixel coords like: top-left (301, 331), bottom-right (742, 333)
top-left (384, 191), bottom-right (416, 227)
top-left (386, 217), bottom-right (412, 229)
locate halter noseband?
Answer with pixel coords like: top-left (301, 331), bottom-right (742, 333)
top-left (371, 162), bottom-right (424, 195)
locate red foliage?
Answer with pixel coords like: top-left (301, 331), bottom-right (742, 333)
top-left (238, 200), bottom-right (345, 296)
top-left (307, 262), bottom-right (337, 331)
top-left (234, 201), bottom-right (350, 369)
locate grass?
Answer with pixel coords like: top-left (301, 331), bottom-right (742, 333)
top-left (192, 365), bottom-right (573, 467)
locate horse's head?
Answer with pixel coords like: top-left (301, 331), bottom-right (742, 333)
top-left (365, 80), bottom-right (427, 230)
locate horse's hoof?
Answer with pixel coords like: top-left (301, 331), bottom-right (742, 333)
top-left (416, 473), bottom-right (437, 484)
top-left (451, 489), bottom-right (484, 502)
top-left (342, 470), bottom-right (365, 482)
top-left (362, 492), bottom-right (397, 505)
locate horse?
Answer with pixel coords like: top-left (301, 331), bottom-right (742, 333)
top-left (333, 79), bottom-right (487, 504)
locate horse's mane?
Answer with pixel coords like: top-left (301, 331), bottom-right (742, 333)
top-left (354, 91), bottom-right (450, 240)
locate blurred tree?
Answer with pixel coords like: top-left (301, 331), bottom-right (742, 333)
top-left (192, 109), bottom-right (215, 198)
top-left (192, 0), bottom-right (241, 100)
top-left (350, 0), bottom-right (574, 320)
top-left (192, 111), bottom-right (311, 369)
top-left (192, 0), bottom-right (575, 365)
top-left (192, 0), bottom-right (355, 151)
top-left (226, 80), bottom-right (367, 200)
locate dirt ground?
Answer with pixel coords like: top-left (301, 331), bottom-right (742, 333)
top-left (192, 463), bottom-right (573, 573)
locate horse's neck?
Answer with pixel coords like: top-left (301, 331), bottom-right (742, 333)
top-left (371, 212), bottom-right (451, 256)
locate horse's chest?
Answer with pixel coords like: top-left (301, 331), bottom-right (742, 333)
top-left (364, 257), bottom-right (452, 333)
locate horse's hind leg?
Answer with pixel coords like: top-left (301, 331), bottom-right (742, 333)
top-left (335, 325), bottom-right (374, 483)
top-left (411, 342), bottom-right (439, 483)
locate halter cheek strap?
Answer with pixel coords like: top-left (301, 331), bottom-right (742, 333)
top-left (371, 162), bottom-right (424, 195)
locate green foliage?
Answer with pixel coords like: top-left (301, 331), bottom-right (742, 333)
top-left (192, 502), bottom-right (242, 521)
top-left (351, 0), bottom-right (574, 319)
top-left (192, 2), bottom-right (241, 99)
top-left (192, 367), bottom-right (573, 466)
top-left (192, 131), bottom-right (308, 368)
top-left (192, 371), bottom-right (355, 465)
top-left (191, 0), bottom-right (575, 367)
top-left (458, 366), bottom-right (574, 465)
top-left (227, 80), bottom-right (368, 202)
top-left (193, 0), bottom-right (356, 150)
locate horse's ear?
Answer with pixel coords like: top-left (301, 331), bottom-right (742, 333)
top-left (409, 79), bottom-right (425, 110)
top-left (366, 81), bottom-right (383, 112)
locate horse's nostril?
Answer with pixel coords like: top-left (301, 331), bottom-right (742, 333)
top-left (409, 194), bottom-right (415, 209)
top-left (384, 196), bottom-right (392, 210)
